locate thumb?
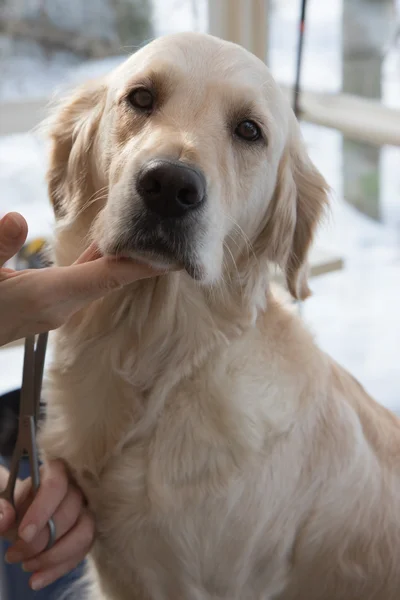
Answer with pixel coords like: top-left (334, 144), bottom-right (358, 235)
top-left (0, 499), bottom-right (16, 536)
top-left (0, 212), bottom-right (28, 267)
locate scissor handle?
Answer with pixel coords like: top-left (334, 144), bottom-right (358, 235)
top-left (0, 416), bottom-right (56, 549)
top-left (0, 413), bottom-right (37, 507)
top-left (0, 336), bottom-right (56, 550)
top-left (24, 414), bottom-right (41, 494)
top-left (25, 411), bottom-right (56, 549)
top-left (0, 444), bottom-right (21, 507)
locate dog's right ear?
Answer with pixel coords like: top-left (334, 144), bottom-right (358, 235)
top-left (46, 79), bottom-right (106, 218)
top-left (254, 124), bottom-right (329, 301)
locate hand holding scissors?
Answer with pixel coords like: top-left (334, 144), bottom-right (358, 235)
top-left (0, 334), bottom-right (56, 548)
top-left (0, 335), bottom-right (95, 591)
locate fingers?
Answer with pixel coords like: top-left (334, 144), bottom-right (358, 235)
top-left (0, 229), bottom-right (167, 342)
top-left (23, 510), bottom-right (94, 591)
top-left (17, 460), bottom-right (68, 544)
top-left (0, 499), bottom-right (17, 536)
top-left (0, 475), bottom-right (33, 543)
top-left (0, 212), bottom-right (28, 267)
top-left (53, 255), bottom-right (161, 303)
top-left (5, 485), bottom-right (83, 563)
top-left (0, 256), bottom-right (159, 344)
top-left (29, 555), bottom-right (83, 592)
top-left (74, 242), bottom-right (102, 265)
top-left (3, 459), bottom-right (94, 591)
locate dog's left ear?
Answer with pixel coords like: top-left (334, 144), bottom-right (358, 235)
top-left (260, 126), bottom-right (329, 300)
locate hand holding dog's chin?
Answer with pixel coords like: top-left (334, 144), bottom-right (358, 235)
top-left (0, 232), bottom-right (169, 347)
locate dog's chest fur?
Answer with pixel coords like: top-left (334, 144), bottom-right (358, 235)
top-left (39, 292), bottom-right (400, 600)
top-left (39, 294), bottom-right (320, 599)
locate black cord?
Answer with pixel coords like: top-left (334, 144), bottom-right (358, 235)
top-left (293, 0), bottom-right (308, 118)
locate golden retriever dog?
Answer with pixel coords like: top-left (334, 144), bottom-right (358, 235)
top-left (40, 32), bottom-right (400, 599)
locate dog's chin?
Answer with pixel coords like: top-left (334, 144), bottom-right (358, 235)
top-left (101, 217), bottom-right (217, 282)
top-left (103, 245), bottom-right (207, 282)
top-left (118, 249), bottom-right (180, 273)
top-left (132, 250), bottom-right (207, 282)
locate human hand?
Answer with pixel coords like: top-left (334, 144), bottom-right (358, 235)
top-left (0, 212), bottom-right (161, 346)
top-left (0, 460), bottom-right (94, 591)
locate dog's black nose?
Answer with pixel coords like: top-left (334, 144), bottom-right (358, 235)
top-left (137, 159), bottom-right (206, 218)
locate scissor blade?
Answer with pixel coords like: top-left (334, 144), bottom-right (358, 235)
top-left (34, 332), bottom-right (48, 421)
top-left (19, 335), bottom-right (36, 420)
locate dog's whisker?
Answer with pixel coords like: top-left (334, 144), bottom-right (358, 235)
top-left (224, 242), bottom-right (243, 300)
top-left (224, 213), bottom-right (257, 264)
top-left (73, 190), bottom-right (109, 221)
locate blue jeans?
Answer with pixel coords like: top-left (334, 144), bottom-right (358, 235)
top-left (0, 457), bottom-right (86, 599)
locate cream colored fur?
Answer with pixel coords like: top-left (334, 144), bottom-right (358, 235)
top-left (40, 33), bottom-right (400, 600)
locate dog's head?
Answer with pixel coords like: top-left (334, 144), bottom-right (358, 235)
top-left (47, 32), bottom-right (328, 300)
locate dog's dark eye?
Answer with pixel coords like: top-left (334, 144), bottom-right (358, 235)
top-left (235, 120), bottom-right (261, 142)
top-left (128, 88), bottom-right (154, 112)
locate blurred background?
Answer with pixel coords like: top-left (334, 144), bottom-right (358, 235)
top-left (0, 0), bottom-right (399, 411)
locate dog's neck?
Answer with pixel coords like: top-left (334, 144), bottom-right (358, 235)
top-left (63, 266), bottom-right (268, 390)
top-left (47, 265), bottom-right (270, 471)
